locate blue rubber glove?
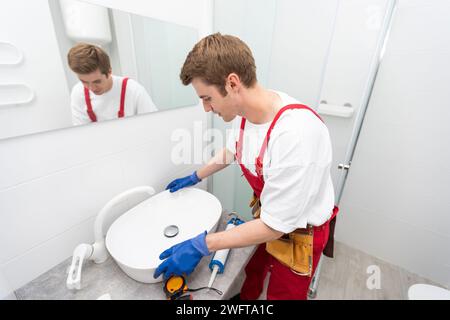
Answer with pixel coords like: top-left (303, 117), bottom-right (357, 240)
top-left (165, 171), bottom-right (201, 193)
top-left (153, 231), bottom-right (210, 279)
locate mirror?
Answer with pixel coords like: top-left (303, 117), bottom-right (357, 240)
top-left (0, 0), bottom-right (199, 140)
top-left (51, 0), bottom-right (199, 120)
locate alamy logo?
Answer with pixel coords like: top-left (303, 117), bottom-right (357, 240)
top-left (169, 121), bottom-right (290, 167)
top-left (366, 265), bottom-right (381, 290)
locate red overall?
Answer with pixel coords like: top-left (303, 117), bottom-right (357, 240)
top-left (83, 77), bottom-right (129, 122)
top-left (237, 104), bottom-right (339, 300)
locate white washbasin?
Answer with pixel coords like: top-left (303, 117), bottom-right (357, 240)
top-left (105, 187), bottom-right (222, 283)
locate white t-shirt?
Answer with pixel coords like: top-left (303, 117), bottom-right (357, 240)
top-left (226, 91), bottom-right (335, 233)
top-left (70, 75), bottom-right (158, 125)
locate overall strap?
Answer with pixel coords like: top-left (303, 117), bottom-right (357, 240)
top-left (235, 117), bottom-right (247, 163)
top-left (255, 104), bottom-right (324, 176)
top-left (118, 77), bottom-right (129, 118)
top-left (84, 87), bottom-right (97, 122)
top-left (258, 104), bottom-right (323, 161)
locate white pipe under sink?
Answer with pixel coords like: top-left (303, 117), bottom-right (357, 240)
top-left (67, 186), bottom-right (155, 290)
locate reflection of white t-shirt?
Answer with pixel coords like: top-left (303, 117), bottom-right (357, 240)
top-left (70, 75), bottom-right (158, 125)
top-left (226, 91), bottom-right (335, 233)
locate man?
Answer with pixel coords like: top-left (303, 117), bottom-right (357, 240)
top-left (67, 43), bottom-right (158, 125)
top-left (154, 33), bottom-right (338, 300)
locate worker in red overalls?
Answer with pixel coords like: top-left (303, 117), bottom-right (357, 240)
top-left (67, 43), bottom-right (157, 125)
top-left (154, 33), bottom-right (338, 300)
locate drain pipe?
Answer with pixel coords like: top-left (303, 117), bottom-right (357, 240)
top-left (66, 186), bottom-right (155, 290)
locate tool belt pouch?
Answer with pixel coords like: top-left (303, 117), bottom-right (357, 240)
top-left (248, 194), bottom-right (313, 276)
top-left (249, 194), bottom-right (261, 218)
top-left (265, 228), bottom-right (314, 277)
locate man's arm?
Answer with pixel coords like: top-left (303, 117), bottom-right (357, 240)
top-left (196, 147), bottom-right (235, 180)
top-left (205, 219), bottom-right (283, 252)
top-left (199, 148), bottom-right (284, 251)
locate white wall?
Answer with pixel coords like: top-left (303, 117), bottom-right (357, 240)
top-left (319, 0), bottom-right (391, 190)
top-left (336, 0), bottom-right (450, 287)
top-left (0, 271), bottom-right (15, 300)
top-left (0, 1), bottom-right (73, 140)
top-left (0, 0), bottom-right (212, 291)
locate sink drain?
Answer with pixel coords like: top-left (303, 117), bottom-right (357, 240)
top-left (164, 225), bottom-right (179, 238)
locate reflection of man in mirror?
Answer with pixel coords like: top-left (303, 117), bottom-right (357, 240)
top-left (67, 43), bottom-right (158, 125)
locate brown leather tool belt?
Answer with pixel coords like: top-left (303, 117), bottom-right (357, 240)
top-left (249, 194), bottom-right (313, 276)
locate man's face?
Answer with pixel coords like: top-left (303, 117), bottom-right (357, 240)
top-left (77, 69), bottom-right (111, 95)
top-left (192, 78), bottom-right (239, 122)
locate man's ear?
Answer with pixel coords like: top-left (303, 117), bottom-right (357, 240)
top-left (107, 68), bottom-right (112, 78)
top-left (226, 73), bottom-right (241, 91)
